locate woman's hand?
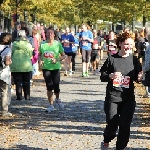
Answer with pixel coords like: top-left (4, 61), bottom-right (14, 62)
top-left (109, 72), bottom-right (122, 80)
top-left (138, 71), bottom-right (143, 81)
top-left (39, 60), bottom-right (44, 67)
top-left (51, 58), bottom-right (57, 64)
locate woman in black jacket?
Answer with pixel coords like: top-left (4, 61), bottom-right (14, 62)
top-left (100, 32), bottom-right (142, 150)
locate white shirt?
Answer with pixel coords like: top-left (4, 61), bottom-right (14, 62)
top-left (0, 45), bottom-right (11, 85)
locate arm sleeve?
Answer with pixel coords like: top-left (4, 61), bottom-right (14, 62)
top-left (100, 57), bottom-right (113, 82)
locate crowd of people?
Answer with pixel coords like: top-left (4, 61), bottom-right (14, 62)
top-left (0, 21), bottom-right (150, 150)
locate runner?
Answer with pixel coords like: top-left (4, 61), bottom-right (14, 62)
top-left (75, 27), bottom-right (82, 56)
top-left (39, 27), bottom-right (66, 112)
top-left (71, 30), bottom-right (79, 74)
top-left (80, 24), bottom-right (93, 77)
top-left (91, 29), bottom-right (101, 75)
top-left (100, 32), bottom-right (142, 150)
top-left (99, 30), bottom-right (104, 62)
top-left (61, 27), bottom-right (75, 76)
top-left (107, 30), bottom-right (117, 56)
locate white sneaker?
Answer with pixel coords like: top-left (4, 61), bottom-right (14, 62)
top-left (1, 112), bottom-right (12, 117)
top-left (96, 69), bottom-right (100, 74)
top-left (93, 70), bottom-right (96, 75)
top-left (46, 105), bottom-right (54, 112)
top-left (55, 99), bottom-right (64, 109)
top-left (69, 71), bottom-right (72, 76)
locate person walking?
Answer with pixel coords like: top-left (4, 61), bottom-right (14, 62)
top-left (0, 33), bottom-right (12, 117)
top-left (100, 32), bottom-right (142, 150)
top-left (39, 27), bottom-right (66, 112)
top-left (10, 30), bottom-right (33, 100)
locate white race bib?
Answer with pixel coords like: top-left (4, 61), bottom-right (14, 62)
top-left (44, 52), bottom-right (54, 60)
top-left (64, 42), bottom-right (69, 47)
top-left (93, 44), bottom-right (98, 49)
top-left (82, 41), bottom-right (88, 46)
top-left (113, 76), bottom-right (130, 88)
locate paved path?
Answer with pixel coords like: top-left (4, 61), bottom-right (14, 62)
top-left (0, 56), bottom-right (149, 150)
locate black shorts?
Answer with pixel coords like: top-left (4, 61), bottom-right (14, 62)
top-left (42, 69), bottom-right (60, 93)
top-left (91, 50), bottom-right (100, 61)
top-left (65, 52), bottom-right (73, 56)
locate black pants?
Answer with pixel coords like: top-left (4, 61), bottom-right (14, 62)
top-left (12, 72), bottom-right (31, 100)
top-left (42, 69), bottom-right (60, 93)
top-left (72, 53), bottom-right (76, 71)
top-left (104, 100), bottom-right (136, 150)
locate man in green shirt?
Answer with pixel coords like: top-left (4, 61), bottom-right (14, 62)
top-left (39, 27), bottom-right (66, 112)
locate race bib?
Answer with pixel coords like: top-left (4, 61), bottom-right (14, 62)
top-left (44, 52), bottom-right (54, 60)
top-left (113, 76), bottom-right (130, 88)
top-left (93, 44), bottom-right (98, 49)
top-left (64, 42), bottom-right (69, 47)
top-left (82, 41), bottom-right (88, 46)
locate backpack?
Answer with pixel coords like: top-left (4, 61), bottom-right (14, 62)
top-left (0, 47), bottom-right (8, 68)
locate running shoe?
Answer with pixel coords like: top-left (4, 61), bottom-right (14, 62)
top-left (46, 105), bottom-right (55, 112)
top-left (101, 142), bottom-right (112, 150)
top-left (85, 72), bottom-right (89, 77)
top-left (82, 72), bottom-right (86, 77)
top-left (55, 99), bottom-right (64, 109)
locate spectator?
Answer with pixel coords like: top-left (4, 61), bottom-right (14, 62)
top-left (0, 33), bottom-right (12, 117)
top-left (10, 30), bottom-right (33, 100)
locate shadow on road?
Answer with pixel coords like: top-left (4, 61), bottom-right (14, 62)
top-left (1, 97), bottom-right (105, 135)
top-left (1, 145), bottom-right (48, 150)
top-left (0, 95), bottom-right (149, 141)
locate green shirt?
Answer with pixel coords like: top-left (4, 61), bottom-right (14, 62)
top-left (10, 40), bottom-right (33, 72)
top-left (39, 40), bottom-right (64, 70)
